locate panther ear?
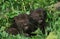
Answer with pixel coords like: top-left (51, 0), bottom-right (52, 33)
top-left (14, 16), bottom-right (18, 21)
top-left (43, 9), bottom-right (47, 16)
top-left (30, 9), bottom-right (34, 14)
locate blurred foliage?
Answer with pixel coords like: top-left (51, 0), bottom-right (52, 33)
top-left (0, 0), bottom-right (60, 39)
top-left (46, 32), bottom-right (57, 39)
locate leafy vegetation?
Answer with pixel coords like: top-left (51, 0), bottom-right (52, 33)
top-left (0, 0), bottom-right (60, 39)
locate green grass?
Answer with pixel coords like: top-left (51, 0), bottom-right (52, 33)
top-left (0, 0), bottom-right (60, 39)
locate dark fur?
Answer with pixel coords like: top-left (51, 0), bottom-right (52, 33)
top-left (6, 27), bottom-right (19, 35)
top-left (6, 20), bottom-right (19, 35)
top-left (6, 8), bottom-right (46, 36)
top-left (14, 14), bottom-right (37, 36)
top-left (30, 8), bottom-right (46, 34)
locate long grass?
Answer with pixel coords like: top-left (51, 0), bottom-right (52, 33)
top-left (0, 0), bottom-right (60, 39)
